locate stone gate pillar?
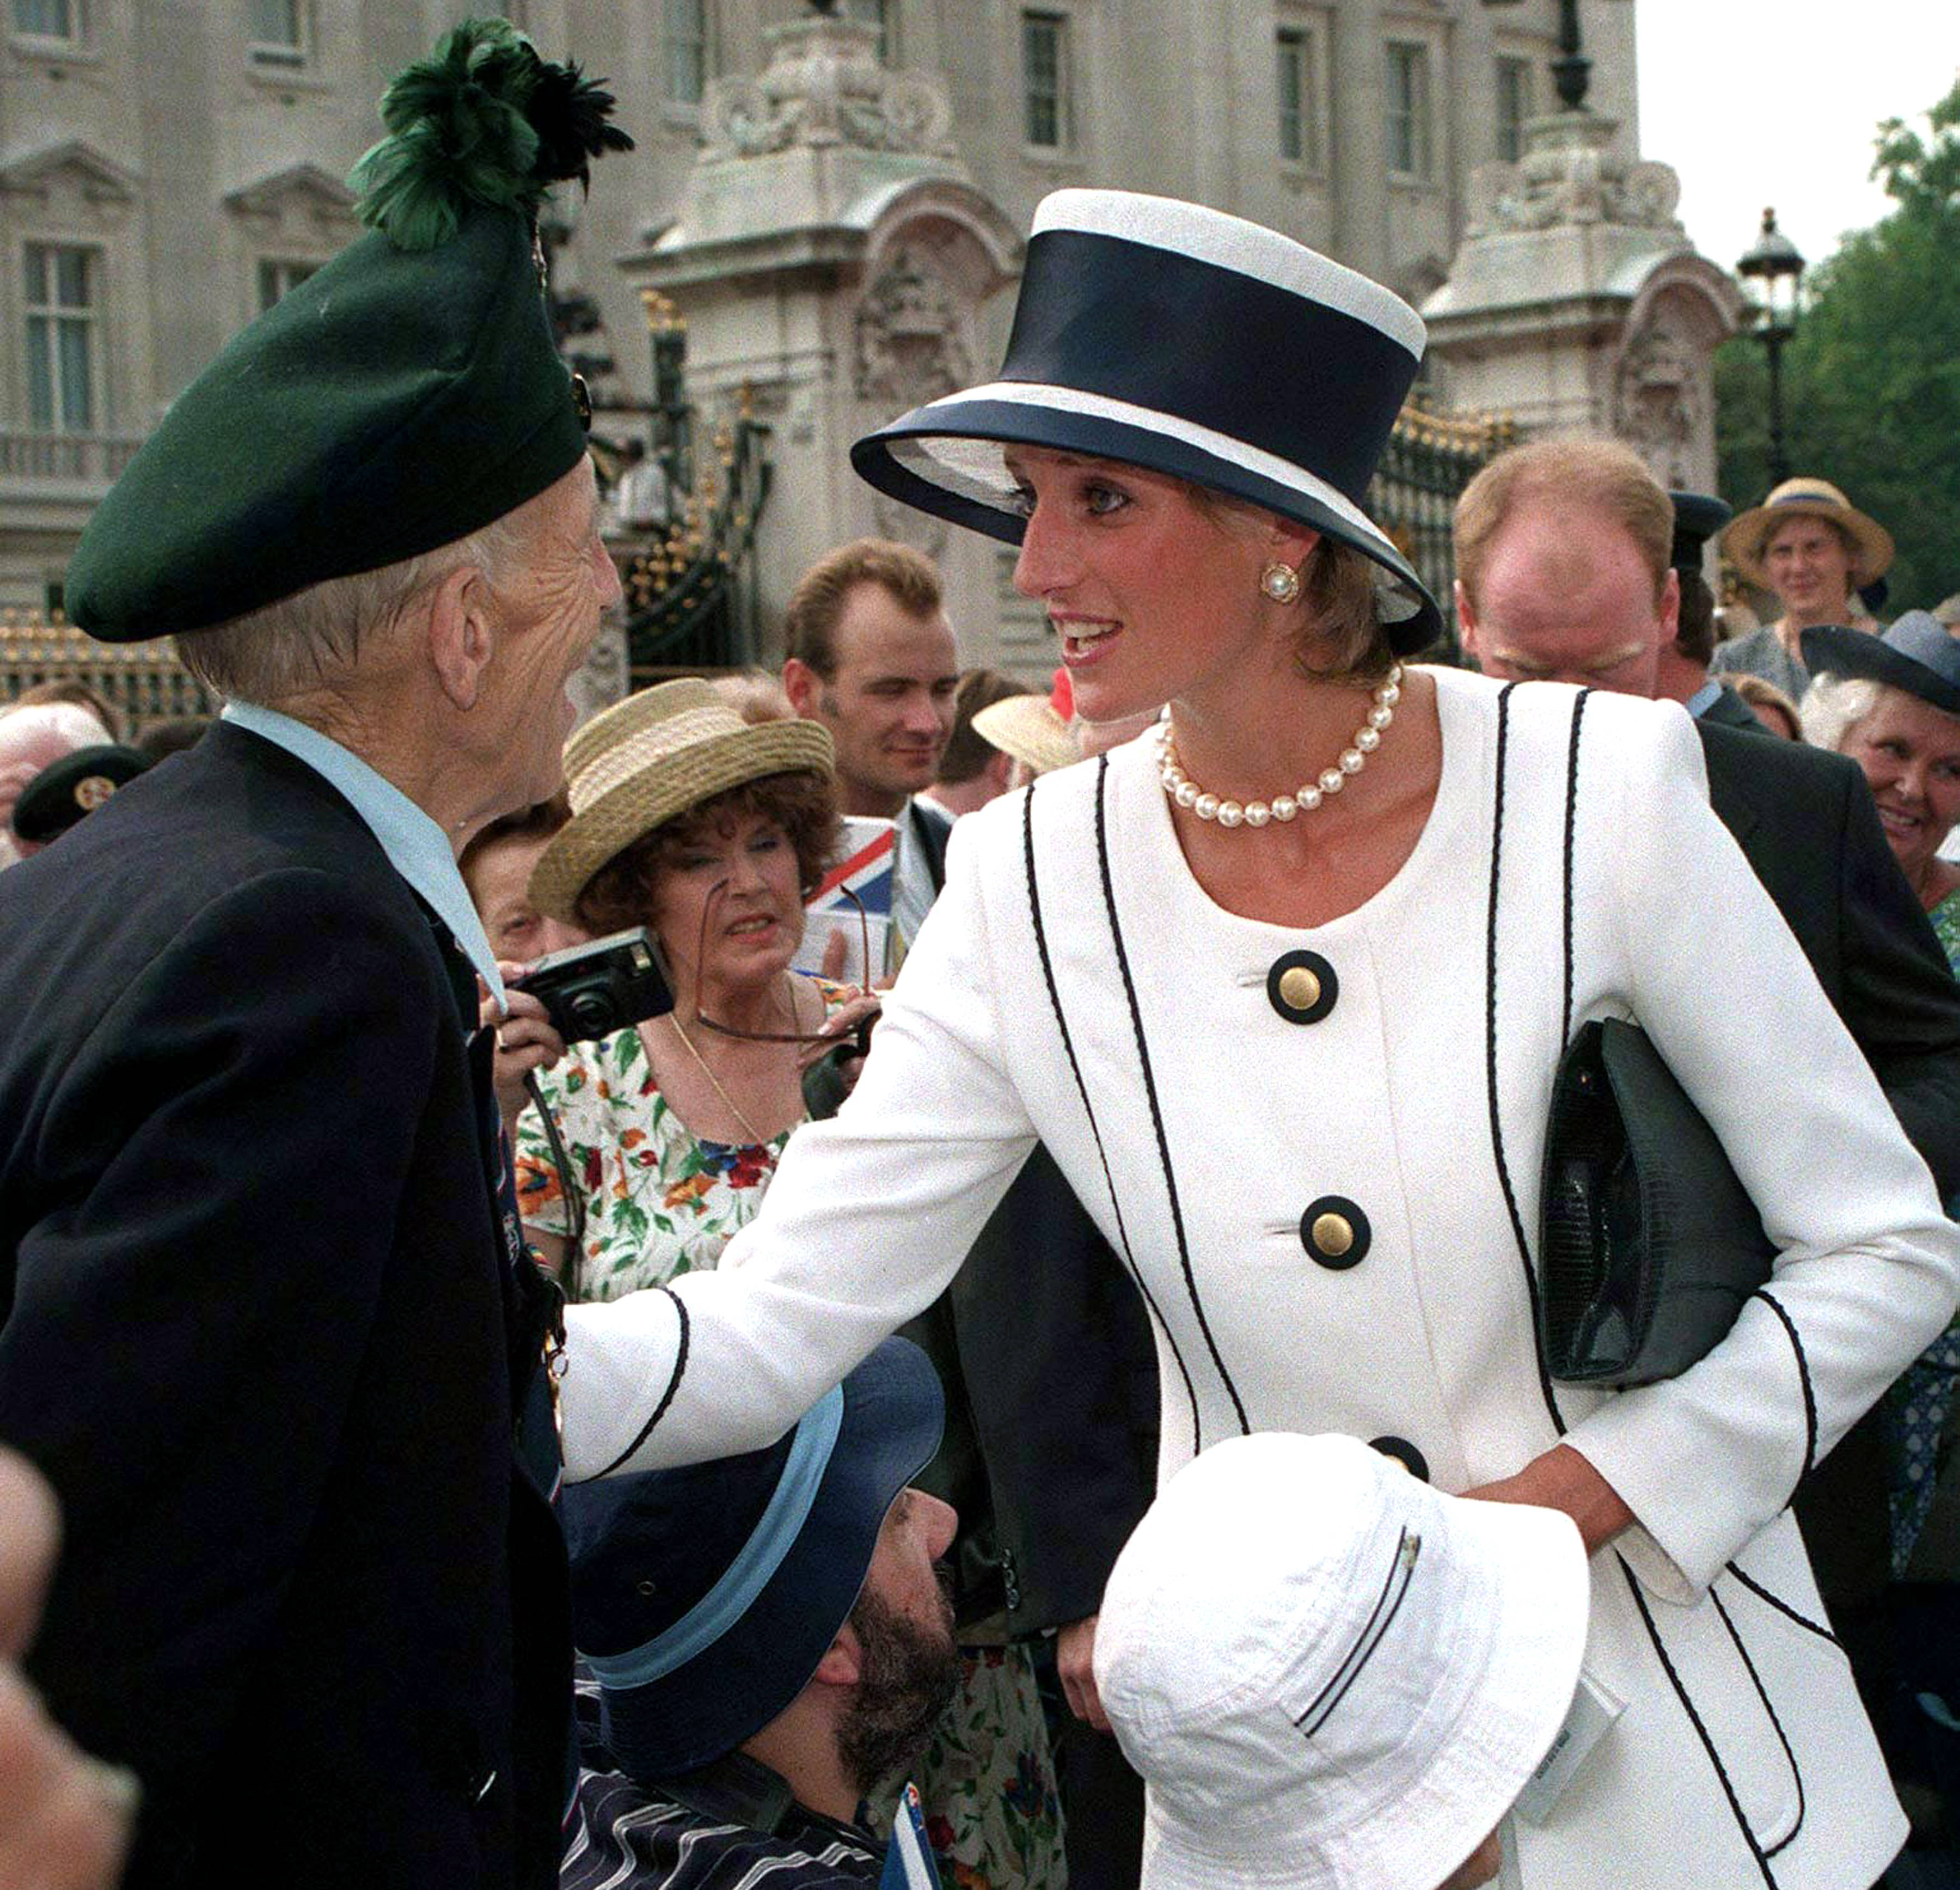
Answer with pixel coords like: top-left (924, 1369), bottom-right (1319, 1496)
top-left (1421, 109), bottom-right (1744, 494)
top-left (615, 11), bottom-right (1022, 666)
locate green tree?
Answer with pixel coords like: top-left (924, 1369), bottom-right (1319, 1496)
top-left (1716, 77), bottom-right (1960, 612)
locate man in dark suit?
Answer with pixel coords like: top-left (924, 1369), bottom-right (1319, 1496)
top-left (1454, 440), bottom-right (1960, 1685)
top-left (1455, 439), bottom-right (1960, 1200)
top-left (0, 25), bottom-right (631, 1887)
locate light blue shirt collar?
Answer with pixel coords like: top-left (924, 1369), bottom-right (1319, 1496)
top-left (222, 702), bottom-right (506, 1010)
top-left (1685, 678), bottom-right (1723, 720)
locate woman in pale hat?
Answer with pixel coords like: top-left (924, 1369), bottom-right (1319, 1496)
top-left (1713, 475), bottom-right (1895, 696)
top-left (497, 677), bottom-right (873, 1301)
top-left (563, 190), bottom-right (1958, 1890)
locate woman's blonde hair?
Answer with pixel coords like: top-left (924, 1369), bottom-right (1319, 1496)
top-left (1186, 484), bottom-right (1393, 683)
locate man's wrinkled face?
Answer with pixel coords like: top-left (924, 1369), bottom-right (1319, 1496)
top-left (1459, 504), bottom-right (1675, 700)
top-left (480, 458), bottom-right (622, 814)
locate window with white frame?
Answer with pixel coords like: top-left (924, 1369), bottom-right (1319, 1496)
top-left (257, 258), bottom-right (318, 314)
top-left (1496, 54), bottom-right (1533, 162)
top-left (1021, 11), bottom-right (1071, 151)
top-left (11, 0), bottom-right (83, 43)
top-left (24, 242), bottom-right (100, 433)
top-left (663, 0), bottom-right (707, 105)
top-left (1384, 40), bottom-right (1432, 179)
top-left (1276, 25), bottom-right (1319, 168)
top-left (248, 0), bottom-right (308, 65)
top-left (841, 0), bottom-right (892, 61)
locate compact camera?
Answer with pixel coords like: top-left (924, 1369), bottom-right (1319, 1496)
top-left (517, 927), bottom-right (675, 1044)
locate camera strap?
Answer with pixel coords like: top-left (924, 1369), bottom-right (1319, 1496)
top-left (523, 1069), bottom-right (589, 1301)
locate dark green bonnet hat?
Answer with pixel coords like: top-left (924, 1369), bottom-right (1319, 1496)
top-left (66, 17), bottom-right (632, 643)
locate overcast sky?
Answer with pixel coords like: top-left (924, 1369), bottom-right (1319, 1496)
top-left (1633, 1), bottom-right (1960, 273)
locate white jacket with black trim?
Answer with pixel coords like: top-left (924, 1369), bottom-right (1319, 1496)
top-left (564, 664), bottom-right (1958, 1890)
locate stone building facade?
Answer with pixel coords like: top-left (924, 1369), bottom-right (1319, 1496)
top-left (0, 0), bottom-right (1638, 643)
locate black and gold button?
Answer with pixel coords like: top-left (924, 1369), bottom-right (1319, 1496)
top-left (1300, 1195), bottom-right (1370, 1270)
top-left (1369, 1435), bottom-right (1430, 1482)
top-left (1266, 949), bottom-right (1337, 1025)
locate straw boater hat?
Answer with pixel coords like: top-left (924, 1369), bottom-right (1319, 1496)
top-left (851, 189), bottom-right (1441, 650)
top-left (529, 678), bottom-right (832, 922)
top-left (1720, 476), bottom-right (1894, 592)
top-left (972, 668), bottom-right (1080, 777)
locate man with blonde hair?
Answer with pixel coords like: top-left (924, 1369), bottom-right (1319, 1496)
top-left (781, 538), bottom-right (961, 940)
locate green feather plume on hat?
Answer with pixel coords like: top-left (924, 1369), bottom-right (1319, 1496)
top-left (349, 16), bottom-right (634, 254)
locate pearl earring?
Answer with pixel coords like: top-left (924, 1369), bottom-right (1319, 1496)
top-left (1260, 561), bottom-right (1302, 604)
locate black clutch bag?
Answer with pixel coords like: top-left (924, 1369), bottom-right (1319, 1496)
top-left (1539, 1017), bottom-right (1775, 1387)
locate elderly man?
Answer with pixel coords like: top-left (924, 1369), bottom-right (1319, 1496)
top-left (0, 22), bottom-right (628, 1889)
top-left (1454, 442), bottom-right (1960, 1195)
top-left (561, 1338), bottom-right (958, 1888)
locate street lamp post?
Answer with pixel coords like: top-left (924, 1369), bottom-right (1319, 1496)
top-left (1736, 207), bottom-right (1805, 486)
top-left (1478, 0), bottom-right (1590, 111)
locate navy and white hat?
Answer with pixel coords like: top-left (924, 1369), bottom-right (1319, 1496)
top-left (561, 1336), bottom-right (944, 1779)
top-left (851, 189), bottom-right (1440, 651)
top-left (1803, 611), bottom-right (1960, 719)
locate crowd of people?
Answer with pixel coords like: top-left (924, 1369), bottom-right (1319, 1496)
top-left (2, 18), bottom-right (1959, 1890)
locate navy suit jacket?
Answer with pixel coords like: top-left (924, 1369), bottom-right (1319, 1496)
top-left (0, 724), bottom-right (570, 1888)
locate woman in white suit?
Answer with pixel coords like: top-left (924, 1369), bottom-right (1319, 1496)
top-left (561, 191), bottom-right (1959, 1890)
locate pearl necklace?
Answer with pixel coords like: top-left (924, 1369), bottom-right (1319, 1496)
top-left (1157, 664), bottom-right (1404, 828)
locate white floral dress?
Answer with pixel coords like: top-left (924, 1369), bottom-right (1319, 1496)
top-left (512, 978), bottom-right (850, 1303)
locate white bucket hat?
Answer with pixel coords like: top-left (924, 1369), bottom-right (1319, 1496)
top-left (1095, 1433), bottom-right (1589, 1890)
top-left (850, 189), bottom-right (1441, 651)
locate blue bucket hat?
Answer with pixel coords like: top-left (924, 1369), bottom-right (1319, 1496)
top-left (1803, 612), bottom-right (1960, 719)
top-left (561, 1336), bottom-right (944, 1778)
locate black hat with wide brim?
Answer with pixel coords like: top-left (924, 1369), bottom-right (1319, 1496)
top-left (850, 189), bottom-right (1441, 652)
top-left (64, 19), bottom-right (632, 644)
top-left (1803, 613), bottom-right (1960, 718)
top-left (11, 743), bottom-right (150, 842)
top-left (561, 1336), bottom-right (944, 1778)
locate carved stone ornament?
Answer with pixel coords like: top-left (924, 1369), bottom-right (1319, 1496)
top-left (1613, 321), bottom-right (1702, 487)
top-left (854, 244), bottom-right (972, 406)
top-left (1467, 112), bottom-right (1685, 240)
top-left (702, 13), bottom-right (954, 162)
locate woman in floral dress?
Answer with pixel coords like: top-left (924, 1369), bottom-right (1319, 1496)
top-left (495, 677), bottom-right (1068, 1886)
top-left (495, 677), bottom-right (871, 1299)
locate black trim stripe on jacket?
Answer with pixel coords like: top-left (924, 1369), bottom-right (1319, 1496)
top-left (1711, 1585), bottom-right (1807, 1859)
top-left (1022, 778), bottom-right (1202, 1456)
top-left (1094, 756), bottom-right (1251, 1437)
top-left (576, 1289), bottom-right (690, 1484)
top-left (1751, 1289), bottom-right (1820, 1482)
